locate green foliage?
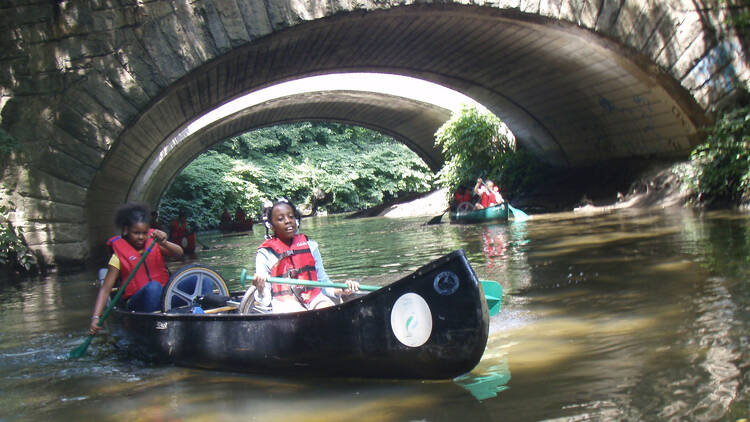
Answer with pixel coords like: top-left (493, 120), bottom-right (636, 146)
top-left (0, 127), bottom-right (20, 170)
top-left (0, 127), bottom-right (19, 157)
top-left (434, 104), bottom-right (547, 198)
top-left (159, 123), bottom-right (433, 229)
top-left (727, 10), bottom-right (750, 28)
top-left (0, 196), bottom-right (38, 273)
top-left (688, 105), bottom-right (750, 204)
top-left (159, 151), bottom-right (266, 230)
top-left (720, 0), bottom-right (750, 29)
top-left (492, 149), bottom-right (551, 195)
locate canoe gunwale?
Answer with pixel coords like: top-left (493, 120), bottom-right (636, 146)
top-left (449, 203), bottom-right (509, 224)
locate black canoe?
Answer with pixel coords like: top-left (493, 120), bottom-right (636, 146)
top-left (107, 249), bottom-right (490, 379)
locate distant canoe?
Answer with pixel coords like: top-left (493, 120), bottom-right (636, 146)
top-left (450, 203), bottom-right (509, 224)
top-left (106, 249), bottom-right (491, 379)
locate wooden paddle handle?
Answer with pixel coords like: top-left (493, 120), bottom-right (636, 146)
top-left (203, 305), bottom-right (237, 314)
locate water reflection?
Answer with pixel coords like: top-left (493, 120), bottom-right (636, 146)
top-left (2, 209), bottom-right (750, 420)
top-left (454, 357), bottom-right (511, 401)
top-left (482, 225), bottom-right (507, 268)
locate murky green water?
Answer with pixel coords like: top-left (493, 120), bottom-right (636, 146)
top-left (2, 208), bottom-right (749, 421)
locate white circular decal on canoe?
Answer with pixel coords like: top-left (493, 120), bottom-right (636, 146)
top-left (390, 293), bottom-right (433, 347)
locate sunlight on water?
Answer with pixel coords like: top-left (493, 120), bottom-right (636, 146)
top-left (1, 208), bottom-right (750, 420)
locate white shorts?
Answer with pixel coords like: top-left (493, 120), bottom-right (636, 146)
top-left (270, 293), bottom-right (336, 313)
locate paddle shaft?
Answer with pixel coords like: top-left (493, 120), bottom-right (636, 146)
top-left (69, 238), bottom-right (159, 358)
top-left (266, 276), bottom-right (503, 316)
top-left (268, 276), bottom-right (379, 291)
top-left (270, 276), bottom-right (498, 292)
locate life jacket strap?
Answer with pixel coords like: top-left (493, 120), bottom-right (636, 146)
top-left (277, 248), bottom-right (312, 259)
top-left (281, 265), bottom-right (316, 279)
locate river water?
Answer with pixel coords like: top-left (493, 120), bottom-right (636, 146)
top-left (1, 207), bottom-right (749, 421)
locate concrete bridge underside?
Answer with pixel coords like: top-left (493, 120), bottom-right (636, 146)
top-left (1, 1), bottom-right (747, 266)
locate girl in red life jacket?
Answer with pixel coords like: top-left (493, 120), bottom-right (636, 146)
top-left (87, 202), bottom-right (183, 336)
top-left (473, 178), bottom-right (503, 209)
top-left (252, 198), bottom-right (359, 313)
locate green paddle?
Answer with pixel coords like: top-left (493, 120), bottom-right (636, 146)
top-left (480, 280), bottom-right (503, 316)
top-left (240, 272), bottom-right (503, 316)
top-left (69, 238), bottom-right (158, 358)
top-left (426, 207), bottom-right (450, 225)
top-left (507, 203), bottom-right (529, 222)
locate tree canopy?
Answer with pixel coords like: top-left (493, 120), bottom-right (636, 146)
top-left (158, 122), bottom-right (433, 230)
top-left (685, 103), bottom-right (750, 206)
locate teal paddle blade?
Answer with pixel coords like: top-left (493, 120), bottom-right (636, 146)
top-left (240, 268), bottom-right (248, 288)
top-left (69, 335), bottom-right (93, 358)
top-left (508, 204), bottom-right (529, 222)
top-left (480, 280), bottom-right (503, 316)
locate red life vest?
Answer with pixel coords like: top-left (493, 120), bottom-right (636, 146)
top-left (480, 190), bottom-right (492, 208)
top-left (108, 230), bottom-right (169, 299)
top-left (487, 192), bottom-right (499, 206)
top-left (259, 234), bottom-right (321, 304)
top-left (454, 191), bottom-right (471, 204)
top-left (169, 220), bottom-right (186, 241)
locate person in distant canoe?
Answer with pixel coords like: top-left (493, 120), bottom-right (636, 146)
top-left (219, 208), bottom-right (233, 233)
top-left (452, 185), bottom-right (473, 211)
top-left (233, 206), bottom-right (249, 231)
top-left (473, 178), bottom-right (503, 209)
top-left (168, 211), bottom-right (196, 254)
top-left (491, 184), bottom-right (504, 204)
top-left (251, 198), bottom-right (359, 313)
top-left (182, 215), bottom-right (197, 255)
top-left (88, 203), bottom-right (183, 335)
top-left (150, 210), bottom-right (161, 230)
top-left (169, 211), bottom-right (186, 244)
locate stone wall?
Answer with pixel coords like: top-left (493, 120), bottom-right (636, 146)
top-left (0, 0), bottom-right (747, 268)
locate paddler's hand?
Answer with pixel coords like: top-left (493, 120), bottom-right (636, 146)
top-left (253, 273), bottom-right (268, 292)
top-left (340, 279), bottom-right (360, 296)
top-left (151, 229), bottom-right (168, 245)
top-left (88, 316), bottom-right (103, 335)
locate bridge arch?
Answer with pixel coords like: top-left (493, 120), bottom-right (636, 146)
top-left (131, 88), bottom-right (453, 209)
top-left (0, 1), bottom-right (744, 266)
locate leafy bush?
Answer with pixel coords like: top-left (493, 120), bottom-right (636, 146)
top-left (0, 198), bottom-right (38, 274)
top-left (0, 127), bottom-right (18, 157)
top-left (434, 105), bottom-right (512, 194)
top-left (434, 104), bottom-right (547, 198)
top-left (689, 105), bottom-right (750, 205)
top-left (492, 149), bottom-right (551, 196)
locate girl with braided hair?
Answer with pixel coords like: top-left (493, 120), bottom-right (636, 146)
top-left (252, 198), bottom-right (359, 313)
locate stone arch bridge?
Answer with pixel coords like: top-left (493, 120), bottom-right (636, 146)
top-left (1, 1), bottom-right (748, 267)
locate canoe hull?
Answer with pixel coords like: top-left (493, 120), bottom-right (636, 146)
top-left (449, 204), bottom-right (509, 224)
top-left (108, 250), bottom-right (489, 379)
